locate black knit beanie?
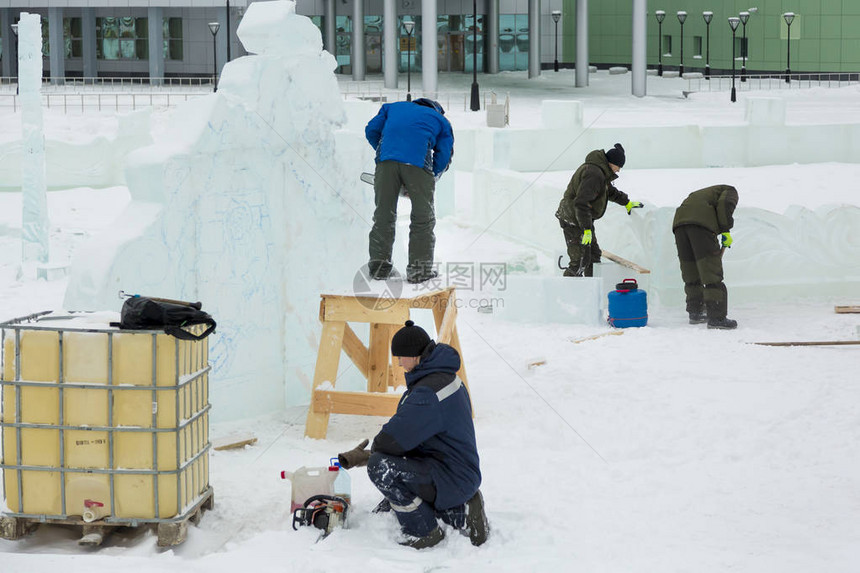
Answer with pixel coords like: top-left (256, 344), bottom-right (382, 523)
top-left (605, 143), bottom-right (626, 168)
top-left (391, 320), bottom-right (431, 357)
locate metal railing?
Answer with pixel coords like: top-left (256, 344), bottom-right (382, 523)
top-left (338, 80), bottom-right (506, 113)
top-left (0, 92), bottom-right (207, 113)
top-left (0, 76), bottom-right (215, 93)
top-left (685, 71), bottom-right (860, 93)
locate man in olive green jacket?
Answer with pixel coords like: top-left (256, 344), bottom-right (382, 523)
top-left (672, 185), bottom-right (739, 329)
top-left (555, 143), bottom-right (643, 277)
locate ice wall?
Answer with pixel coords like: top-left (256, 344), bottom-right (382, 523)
top-left (0, 111), bottom-right (152, 192)
top-left (64, 1), bottom-right (373, 420)
top-left (471, 168), bottom-right (860, 306)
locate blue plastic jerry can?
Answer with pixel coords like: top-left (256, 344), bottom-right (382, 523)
top-left (607, 279), bottom-right (648, 328)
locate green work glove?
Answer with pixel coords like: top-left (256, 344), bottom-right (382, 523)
top-left (337, 438), bottom-right (370, 469)
top-left (581, 229), bottom-right (593, 246)
top-left (721, 232), bottom-right (733, 248)
top-left (625, 201), bottom-right (644, 215)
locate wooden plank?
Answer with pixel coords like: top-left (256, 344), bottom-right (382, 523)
top-left (322, 296), bottom-right (409, 325)
top-left (835, 306), bottom-right (860, 314)
top-left (406, 287), bottom-right (455, 310)
top-left (571, 331), bottom-right (626, 344)
top-left (752, 340), bottom-right (860, 347)
top-left (212, 432), bottom-right (258, 451)
top-left (368, 323), bottom-right (390, 392)
top-left (341, 323), bottom-right (369, 379)
top-left (601, 249), bottom-right (650, 274)
top-left (312, 390), bottom-right (402, 417)
top-left (305, 320), bottom-right (346, 439)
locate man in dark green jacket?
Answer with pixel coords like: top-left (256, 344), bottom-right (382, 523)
top-left (672, 185), bottom-right (739, 329)
top-left (555, 143), bottom-right (643, 277)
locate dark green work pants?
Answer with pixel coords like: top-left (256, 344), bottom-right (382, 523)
top-left (559, 219), bottom-right (601, 277)
top-left (674, 224), bottom-right (728, 319)
top-left (369, 161), bottom-right (436, 276)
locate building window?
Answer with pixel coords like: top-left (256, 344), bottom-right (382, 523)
top-left (163, 17), bottom-right (183, 60)
top-left (65, 17), bottom-right (83, 58)
top-left (97, 17), bottom-right (148, 60)
top-left (662, 35), bottom-right (672, 56)
top-left (693, 35), bottom-right (702, 58)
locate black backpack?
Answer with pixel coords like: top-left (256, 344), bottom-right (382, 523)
top-left (112, 297), bottom-right (217, 341)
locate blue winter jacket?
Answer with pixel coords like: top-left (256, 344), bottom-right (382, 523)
top-left (365, 101), bottom-right (455, 177)
top-left (371, 342), bottom-right (481, 510)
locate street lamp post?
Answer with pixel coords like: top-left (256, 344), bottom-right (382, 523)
top-left (10, 23), bottom-right (19, 95)
top-left (207, 22), bottom-right (220, 92)
top-left (728, 17), bottom-right (740, 103)
top-left (739, 11), bottom-right (749, 82)
top-left (226, 0), bottom-right (231, 62)
top-left (703, 11), bottom-right (713, 79)
top-left (783, 12), bottom-right (794, 84)
top-left (677, 11), bottom-right (687, 76)
top-left (655, 11), bottom-right (665, 76)
top-left (404, 20), bottom-right (414, 101)
top-left (552, 10), bottom-right (561, 72)
top-left (469, 0), bottom-right (480, 112)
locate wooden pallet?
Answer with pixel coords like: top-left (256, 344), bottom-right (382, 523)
top-left (0, 486), bottom-right (214, 547)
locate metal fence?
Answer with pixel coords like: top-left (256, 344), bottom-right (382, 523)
top-left (686, 72), bottom-right (860, 94)
top-left (0, 76), bottom-right (215, 93)
top-left (337, 79), bottom-right (507, 112)
top-left (0, 92), bottom-right (206, 113)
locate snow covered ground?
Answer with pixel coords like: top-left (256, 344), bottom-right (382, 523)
top-left (2, 46), bottom-right (860, 573)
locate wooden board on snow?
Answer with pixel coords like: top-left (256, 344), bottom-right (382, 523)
top-left (212, 433), bottom-right (258, 451)
top-left (834, 306), bottom-right (860, 314)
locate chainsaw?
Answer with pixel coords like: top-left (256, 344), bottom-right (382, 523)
top-left (291, 495), bottom-right (349, 541)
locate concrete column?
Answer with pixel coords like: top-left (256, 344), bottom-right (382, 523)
top-left (575, 0), bottom-right (588, 87)
top-left (527, 0), bottom-right (539, 78)
top-left (352, 0), bottom-right (365, 80)
top-left (383, 0), bottom-right (397, 88)
top-left (631, 0), bottom-right (646, 96)
top-left (324, 0), bottom-right (336, 57)
top-left (81, 8), bottom-right (97, 80)
top-left (1, 9), bottom-right (12, 79)
top-left (148, 7), bottom-right (164, 85)
top-left (486, 0), bottom-right (499, 74)
top-left (421, 0), bottom-right (437, 96)
top-left (48, 7), bottom-right (65, 84)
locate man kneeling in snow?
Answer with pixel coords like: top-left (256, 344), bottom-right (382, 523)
top-left (337, 320), bottom-right (489, 549)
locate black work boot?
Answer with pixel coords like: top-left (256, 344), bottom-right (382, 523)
top-left (689, 311), bottom-right (707, 324)
top-left (406, 262), bottom-right (439, 284)
top-left (463, 490), bottom-right (489, 547)
top-left (707, 317), bottom-right (738, 330)
top-left (398, 526), bottom-right (445, 550)
top-left (368, 260), bottom-right (393, 280)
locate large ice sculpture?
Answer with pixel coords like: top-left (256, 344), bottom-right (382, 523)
top-left (64, 1), bottom-right (372, 419)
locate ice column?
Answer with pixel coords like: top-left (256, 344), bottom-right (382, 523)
top-left (19, 12), bottom-right (50, 266)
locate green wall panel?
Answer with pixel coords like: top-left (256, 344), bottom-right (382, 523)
top-left (579, 1), bottom-right (860, 73)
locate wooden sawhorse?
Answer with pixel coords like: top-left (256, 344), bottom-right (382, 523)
top-left (304, 286), bottom-right (467, 439)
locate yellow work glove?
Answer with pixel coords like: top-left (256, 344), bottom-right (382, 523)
top-left (581, 229), bottom-right (593, 245)
top-left (625, 201), bottom-right (644, 215)
top-left (721, 232), bottom-right (733, 248)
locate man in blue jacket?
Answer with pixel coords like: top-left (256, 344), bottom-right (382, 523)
top-left (365, 99), bottom-right (454, 283)
top-left (337, 320), bottom-right (488, 549)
